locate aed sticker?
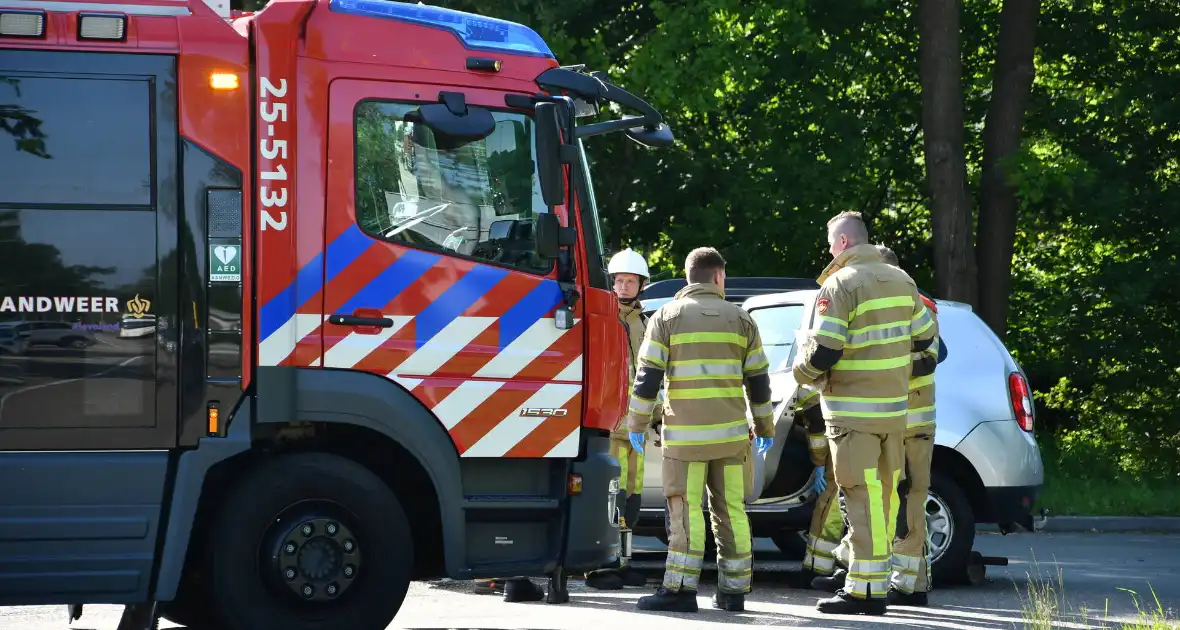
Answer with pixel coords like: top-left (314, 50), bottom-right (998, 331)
top-left (816, 297), bottom-right (831, 314)
top-left (210, 244), bottom-right (241, 283)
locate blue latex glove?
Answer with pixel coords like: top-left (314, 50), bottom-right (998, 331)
top-left (812, 466), bottom-right (828, 494)
top-left (629, 431), bottom-right (646, 454)
top-left (754, 436), bottom-right (773, 456)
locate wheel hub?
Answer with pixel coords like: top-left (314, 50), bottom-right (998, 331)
top-left (924, 492), bottom-right (954, 565)
top-left (272, 517), bottom-right (361, 603)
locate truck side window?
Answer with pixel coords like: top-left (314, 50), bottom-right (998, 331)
top-left (0, 74), bottom-right (152, 207)
top-left (354, 100), bottom-right (553, 275)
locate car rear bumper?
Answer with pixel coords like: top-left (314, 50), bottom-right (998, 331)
top-left (985, 484), bottom-right (1041, 529)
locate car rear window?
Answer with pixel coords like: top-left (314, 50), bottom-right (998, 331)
top-left (748, 304), bottom-right (806, 372)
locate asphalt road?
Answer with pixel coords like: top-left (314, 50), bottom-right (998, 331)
top-left (4, 532), bottom-right (1177, 629)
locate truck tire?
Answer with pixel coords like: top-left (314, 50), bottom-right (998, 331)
top-left (928, 470), bottom-right (975, 586)
top-left (205, 452), bottom-right (413, 630)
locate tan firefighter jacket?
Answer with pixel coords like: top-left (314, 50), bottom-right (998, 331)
top-left (613, 300), bottom-right (662, 441)
top-left (906, 295), bottom-right (941, 434)
top-left (792, 244), bottom-right (938, 434)
top-left (626, 282), bottom-right (774, 461)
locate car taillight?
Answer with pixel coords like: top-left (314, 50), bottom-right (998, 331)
top-left (1009, 372), bottom-right (1034, 432)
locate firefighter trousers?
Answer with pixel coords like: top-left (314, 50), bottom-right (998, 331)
top-left (662, 454), bottom-right (752, 594)
top-left (610, 437), bottom-right (644, 530)
top-left (803, 455), bottom-right (844, 576)
top-left (610, 437), bottom-right (645, 497)
top-left (891, 427), bottom-right (935, 594)
top-left (827, 425), bottom-right (903, 600)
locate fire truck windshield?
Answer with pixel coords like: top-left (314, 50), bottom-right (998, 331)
top-left (355, 100), bottom-right (553, 273)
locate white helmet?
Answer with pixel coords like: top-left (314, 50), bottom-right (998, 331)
top-left (608, 248), bottom-right (650, 279)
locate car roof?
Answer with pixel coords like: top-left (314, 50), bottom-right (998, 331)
top-left (742, 289), bottom-right (973, 313)
top-left (742, 290), bottom-right (818, 310)
top-left (642, 276), bottom-right (820, 301)
top-left (641, 277), bottom-right (820, 314)
top-left (641, 275), bottom-right (960, 315)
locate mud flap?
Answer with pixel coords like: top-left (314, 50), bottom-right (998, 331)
top-left (116, 603), bottom-right (159, 630)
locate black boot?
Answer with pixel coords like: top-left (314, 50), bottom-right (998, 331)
top-left (816, 589), bottom-right (887, 615)
top-left (637, 587), bottom-right (698, 612)
top-left (887, 588), bottom-right (928, 607)
top-left (503, 578), bottom-right (545, 603)
top-left (617, 566), bottom-right (648, 587)
top-left (585, 569), bottom-right (625, 590)
top-left (811, 568), bottom-right (847, 593)
top-left (712, 591), bottom-right (745, 612)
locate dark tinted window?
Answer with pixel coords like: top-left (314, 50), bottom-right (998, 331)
top-left (0, 208), bottom-right (156, 428)
top-left (354, 100), bottom-right (552, 275)
top-left (0, 75), bottom-right (152, 207)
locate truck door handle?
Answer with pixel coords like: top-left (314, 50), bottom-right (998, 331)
top-left (328, 314), bottom-right (393, 328)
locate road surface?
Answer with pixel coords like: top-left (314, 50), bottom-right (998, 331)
top-left (5, 532), bottom-right (1177, 629)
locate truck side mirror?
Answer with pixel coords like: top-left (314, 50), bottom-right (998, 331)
top-left (535, 212), bottom-right (576, 260)
top-left (535, 101), bottom-right (565, 208)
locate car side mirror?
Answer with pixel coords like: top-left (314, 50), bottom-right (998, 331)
top-left (535, 102), bottom-right (565, 209)
top-left (535, 212), bottom-right (576, 260)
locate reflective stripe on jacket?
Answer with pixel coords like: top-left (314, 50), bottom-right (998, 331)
top-left (626, 282), bottom-right (774, 461)
top-left (792, 244), bottom-right (939, 434)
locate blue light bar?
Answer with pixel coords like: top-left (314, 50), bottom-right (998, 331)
top-left (328, 0), bottom-right (554, 59)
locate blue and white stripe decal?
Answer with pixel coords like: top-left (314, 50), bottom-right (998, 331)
top-left (258, 225), bottom-right (373, 365)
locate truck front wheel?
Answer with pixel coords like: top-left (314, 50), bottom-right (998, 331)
top-left (205, 452), bottom-right (413, 630)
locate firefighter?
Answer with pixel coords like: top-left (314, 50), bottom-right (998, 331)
top-left (791, 212), bottom-right (938, 615)
top-left (585, 248), bottom-right (658, 590)
top-left (626, 247), bottom-right (776, 613)
top-left (876, 244), bottom-right (944, 607)
top-left (789, 383), bottom-right (849, 589)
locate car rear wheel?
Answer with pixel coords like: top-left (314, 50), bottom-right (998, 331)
top-left (205, 452), bottom-right (412, 630)
top-left (928, 470), bottom-right (974, 585)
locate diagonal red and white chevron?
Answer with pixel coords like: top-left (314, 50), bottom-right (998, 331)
top-left (317, 314), bottom-right (584, 458)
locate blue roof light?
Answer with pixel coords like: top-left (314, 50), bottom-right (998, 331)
top-left (328, 0), bottom-right (555, 59)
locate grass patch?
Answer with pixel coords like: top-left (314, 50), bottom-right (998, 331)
top-left (1019, 555), bottom-right (1179, 629)
top-left (1034, 440), bottom-right (1180, 517)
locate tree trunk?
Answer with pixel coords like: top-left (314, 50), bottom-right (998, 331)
top-left (976, 0), bottom-right (1041, 339)
top-left (918, 0), bottom-right (977, 305)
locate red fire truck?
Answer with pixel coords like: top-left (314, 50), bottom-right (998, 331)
top-left (0, 0), bottom-right (673, 627)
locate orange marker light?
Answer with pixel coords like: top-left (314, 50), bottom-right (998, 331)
top-left (207, 406), bottom-right (220, 434)
top-left (210, 72), bottom-right (239, 90)
top-left (568, 473), bottom-right (583, 495)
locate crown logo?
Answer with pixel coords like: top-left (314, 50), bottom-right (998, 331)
top-left (127, 294), bottom-right (151, 318)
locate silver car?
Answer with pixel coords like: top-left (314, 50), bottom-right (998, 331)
top-left (635, 283), bottom-right (1044, 584)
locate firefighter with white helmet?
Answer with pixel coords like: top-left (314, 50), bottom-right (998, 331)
top-left (585, 248), bottom-right (660, 590)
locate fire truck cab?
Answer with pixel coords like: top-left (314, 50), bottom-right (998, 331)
top-left (0, 0), bottom-right (673, 627)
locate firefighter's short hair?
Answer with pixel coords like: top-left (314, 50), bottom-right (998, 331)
top-left (685, 247), bottom-right (726, 284)
top-left (827, 210), bottom-right (869, 245)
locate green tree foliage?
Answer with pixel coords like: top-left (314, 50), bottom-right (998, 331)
top-left (443, 0), bottom-right (1179, 477)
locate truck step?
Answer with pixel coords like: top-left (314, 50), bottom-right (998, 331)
top-left (462, 495), bottom-right (560, 510)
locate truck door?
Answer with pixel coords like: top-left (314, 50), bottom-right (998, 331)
top-left (319, 80), bottom-right (585, 458)
top-left (0, 49), bottom-right (179, 604)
